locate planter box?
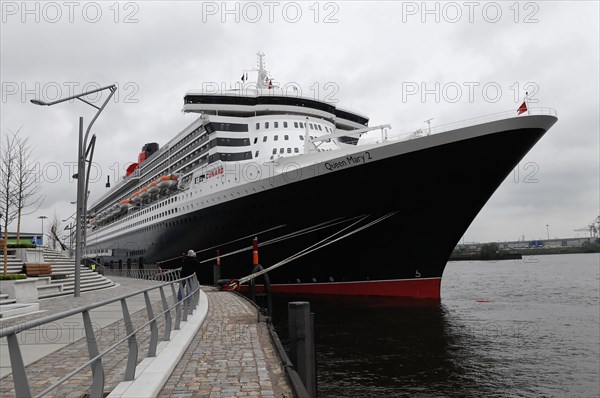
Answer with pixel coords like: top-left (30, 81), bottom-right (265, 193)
top-left (0, 279), bottom-right (39, 303)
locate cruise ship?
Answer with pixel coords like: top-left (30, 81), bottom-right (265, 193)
top-left (86, 53), bottom-right (558, 298)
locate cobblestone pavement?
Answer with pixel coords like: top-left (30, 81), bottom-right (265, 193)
top-left (158, 291), bottom-right (292, 398)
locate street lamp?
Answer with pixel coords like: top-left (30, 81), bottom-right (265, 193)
top-left (63, 220), bottom-right (75, 257)
top-left (37, 216), bottom-right (47, 246)
top-left (32, 84), bottom-right (117, 297)
top-left (546, 224), bottom-right (550, 241)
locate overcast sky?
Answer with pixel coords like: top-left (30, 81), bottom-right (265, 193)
top-left (1, 0), bottom-right (598, 243)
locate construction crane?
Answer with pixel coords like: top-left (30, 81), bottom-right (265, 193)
top-left (574, 215), bottom-right (599, 237)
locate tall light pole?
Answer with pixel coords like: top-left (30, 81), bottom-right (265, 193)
top-left (37, 216), bottom-right (47, 246)
top-left (32, 84), bottom-right (117, 297)
top-left (546, 224), bottom-right (550, 241)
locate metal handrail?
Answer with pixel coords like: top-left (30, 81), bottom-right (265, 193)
top-left (104, 267), bottom-right (182, 281)
top-left (0, 274), bottom-right (202, 397)
top-left (359, 107), bottom-right (558, 145)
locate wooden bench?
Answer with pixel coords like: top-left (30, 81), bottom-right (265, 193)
top-left (23, 263), bottom-right (52, 277)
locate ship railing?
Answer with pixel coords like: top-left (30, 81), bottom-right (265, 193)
top-left (0, 273), bottom-right (201, 398)
top-left (103, 267), bottom-right (182, 282)
top-left (358, 107), bottom-right (558, 145)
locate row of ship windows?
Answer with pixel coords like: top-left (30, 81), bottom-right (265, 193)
top-left (261, 134), bottom-right (320, 143)
top-left (271, 147), bottom-right (300, 155)
top-left (118, 207), bottom-right (180, 233)
top-left (263, 134), bottom-right (302, 142)
top-left (116, 217), bottom-right (199, 240)
top-left (256, 121), bottom-right (331, 133)
top-left (97, 196), bottom-right (180, 233)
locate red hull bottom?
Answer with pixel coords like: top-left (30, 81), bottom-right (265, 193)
top-left (239, 277), bottom-right (442, 299)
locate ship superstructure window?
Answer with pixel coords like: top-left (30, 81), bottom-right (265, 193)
top-left (274, 122), bottom-right (279, 128)
top-left (263, 136), bottom-right (267, 142)
top-left (294, 148), bottom-right (299, 153)
top-left (209, 152), bottom-right (252, 163)
top-left (217, 137), bottom-right (250, 146)
top-left (256, 123), bottom-right (260, 130)
top-left (299, 135), bottom-right (304, 140)
top-left (265, 122), bottom-right (269, 129)
top-left (287, 148), bottom-right (291, 153)
top-left (309, 123), bottom-right (314, 129)
top-left (272, 148), bottom-right (277, 154)
top-left (284, 122), bottom-right (288, 128)
top-left (284, 135), bottom-right (289, 140)
top-left (300, 122), bottom-right (304, 128)
top-left (255, 151), bottom-right (259, 157)
top-left (294, 122), bottom-right (298, 128)
top-left (279, 148), bottom-right (284, 154)
top-left (206, 122), bottom-right (249, 133)
top-left (254, 138), bottom-right (258, 144)
top-left (274, 135), bottom-right (279, 141)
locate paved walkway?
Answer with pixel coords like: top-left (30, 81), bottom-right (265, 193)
top-left (158, 291), bottom-right (292, 398)
top-left (0, 279), bottom-right (292, 398)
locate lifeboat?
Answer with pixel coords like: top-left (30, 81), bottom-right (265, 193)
top-left (119, 199), bottom-right (134, 210)
top-left (147, 181), bottom-right (160, 194)
top-left (156, 174), bottom-right (178, 190)
top-left (131, 191), bottom-right (142, 203)
top-left (139, 187), bottom-right (150, 199)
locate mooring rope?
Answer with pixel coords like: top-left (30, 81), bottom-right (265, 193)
top-left (155, 215), bottom-right (361, 265)
top-left (197, 215), bottom-right (366, 265)
top-left (233, 211), bottom-right (398, 287)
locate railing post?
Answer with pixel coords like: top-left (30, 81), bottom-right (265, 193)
top-left (6, 333), bottom-right (32, 398)
top-left (171, 282), bottom-right (182, 330)
top-left (120, 298), bottom-right (138, 381)
top-left (182, 278), bottom-right (190, 322)
top-left (213, 249), bottom-right (221, 286)
top-left (288, 302), bottom-right (317, 398)
top-left (144, 291), bottom-right (158, 357)
top-left (82, 310), bottom-right (105, 398)
top-left (159, 286), bottom-right (172, 341)
top-left (193, 276), bottom-right (200, 308)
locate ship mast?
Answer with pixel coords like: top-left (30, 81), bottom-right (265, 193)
top-left (256, 51), bottom-right (273, 89)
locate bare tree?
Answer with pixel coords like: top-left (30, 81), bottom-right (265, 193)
top-left (48, 213), bottom-right (67, 251)
top-left (12, 129), bottom-right (44, 244)
top-left (1, 132), bottom-right (18, 274)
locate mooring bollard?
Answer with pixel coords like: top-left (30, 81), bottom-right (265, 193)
top-left (288, 301), bottom-right (317, 398)
top-left (213, 249), bottom-right (221, 286)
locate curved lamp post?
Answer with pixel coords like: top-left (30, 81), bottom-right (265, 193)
top-left (32, 84), bottom-right (117, 297)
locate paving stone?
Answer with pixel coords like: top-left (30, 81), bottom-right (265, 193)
top-left (1, 283), bottom-right (292, 398)
top-left (157, 291), bottom-right (292, 398)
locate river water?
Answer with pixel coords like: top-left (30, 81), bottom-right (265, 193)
top-left (271, 253), bottom-right (600, 397)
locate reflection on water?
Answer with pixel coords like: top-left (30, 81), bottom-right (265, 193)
top-left (270, 254), bottom-right (600, 398)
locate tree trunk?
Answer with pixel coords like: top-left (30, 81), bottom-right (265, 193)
top-left (16, 208), bottom-right (22, 245)
top-left (3, 230), bottom-right (8, 275)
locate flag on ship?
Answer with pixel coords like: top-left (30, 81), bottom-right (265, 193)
top-left (517, 101), bottom-right (527, 115)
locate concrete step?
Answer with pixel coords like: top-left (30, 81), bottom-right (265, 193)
top-left (0, 302), bottom-right (39, 318)
top-left (37, 284), bottom-right (63, 295)
top-left (0, 298), bottom-right (17, 305)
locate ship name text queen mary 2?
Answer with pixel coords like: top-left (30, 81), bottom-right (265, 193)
top-left (86, 52), bottom-right (558, 298)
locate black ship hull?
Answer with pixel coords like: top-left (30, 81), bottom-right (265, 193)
top-left (88, 116), bottom-right (556, 298)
